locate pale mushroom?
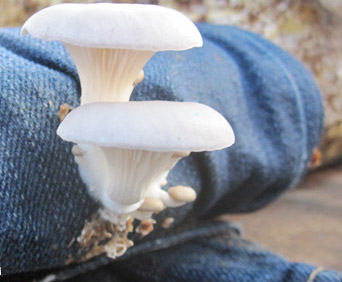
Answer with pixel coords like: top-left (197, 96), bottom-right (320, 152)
top-left (21, 3), bottom-right (203, 104)
top-left (57, 101), bottom-right (235, 222)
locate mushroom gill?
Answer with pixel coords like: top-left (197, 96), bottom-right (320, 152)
top-left (75, 145), bottom-right (184, 216)
top-left (65, 45), bottom-right (154, 104)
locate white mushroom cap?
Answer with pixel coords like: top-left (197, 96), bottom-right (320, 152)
top-left (57, 101), bottom-right (235, 152)
top-left (21, 3), bottom-right (203, 51)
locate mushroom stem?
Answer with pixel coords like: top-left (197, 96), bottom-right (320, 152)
top-left (65, 45), bottom-right (153, 104)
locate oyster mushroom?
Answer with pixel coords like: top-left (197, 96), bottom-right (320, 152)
top-left (21, 3), bottom-right (203, 104)
top-left (57, 101), bottom-right (235, 222)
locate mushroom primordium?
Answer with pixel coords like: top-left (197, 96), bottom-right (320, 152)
top-left (57, 101), bottom-right (235, 223)
top-left (21, 3), bottom-right (203, 104)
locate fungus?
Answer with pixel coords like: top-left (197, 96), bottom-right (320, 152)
top-left (21, 3), bottom-right (235, 261)
top-left (21, 3), bottom-right (203, 104)
top-left (57, 101), bottom-right (235, 223)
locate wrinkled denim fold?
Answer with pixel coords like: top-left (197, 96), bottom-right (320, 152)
top-left (0, 23), bottom-right (337, 280)
top-left (70, 231), bottom-right (342, 282)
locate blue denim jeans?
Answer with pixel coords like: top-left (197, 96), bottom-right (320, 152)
top-left (0, 24), bottom-right (340, 281)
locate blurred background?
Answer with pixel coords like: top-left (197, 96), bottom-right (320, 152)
top-left (1, 0), bottom-right (341, 272)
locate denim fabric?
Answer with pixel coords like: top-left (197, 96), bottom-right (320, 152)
top-left (68, 232), bottom-right (342, 282)
top-left (0, 23), bottom-right (330, 280)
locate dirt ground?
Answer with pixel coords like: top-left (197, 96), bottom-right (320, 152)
top-left (228, 165), bottom-right (342, 271)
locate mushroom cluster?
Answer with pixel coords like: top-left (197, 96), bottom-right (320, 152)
top-left (22, 4), bottom-right (235, 227)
